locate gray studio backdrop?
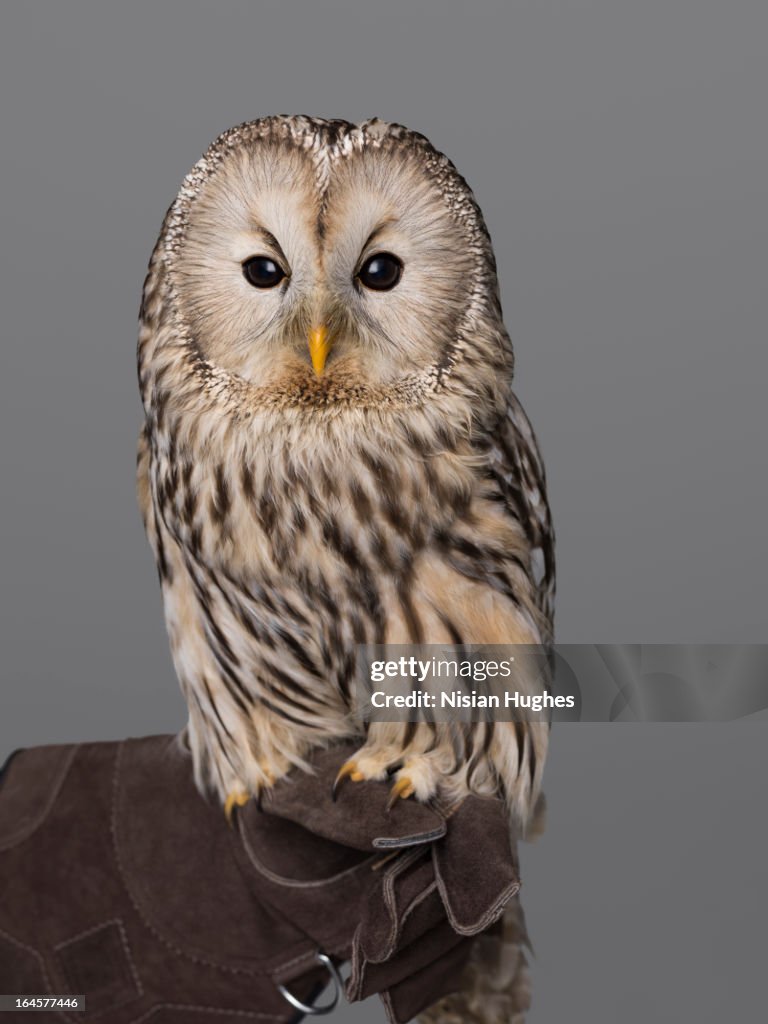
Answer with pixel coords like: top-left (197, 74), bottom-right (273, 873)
top-left (1, 3), bottom-right (766, 1021)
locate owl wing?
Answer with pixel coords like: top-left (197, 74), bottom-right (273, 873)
top-left (486, 392), bottom-right (555, 641)
top-left (136, 424), bottom-right (160, 570)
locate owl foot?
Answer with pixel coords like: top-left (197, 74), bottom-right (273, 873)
top-left (389, 754), bottom-right (445, 804)
top-left (225, 761), bottom-right (280, 821)
top-left (332, 747), bottom-right (448, 806)
top-left (224, 789), bottom-right (250, 825)
top-left (387, 774), bottom-right (415, 809)
top-left (331, 746), bottom-right (405, 801)
top-left (331, 760), bottom-right (366, 801)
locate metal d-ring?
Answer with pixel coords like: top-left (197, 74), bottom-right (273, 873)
top-left (277, 951), bottom-right (343, 1016)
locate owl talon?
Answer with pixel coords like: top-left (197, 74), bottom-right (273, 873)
top-left (387, 775), bottom-right (415, 810)
top-left (331, 760), bottom-right (365, 801)
top-left (224, 789), bottom-right (250, 825)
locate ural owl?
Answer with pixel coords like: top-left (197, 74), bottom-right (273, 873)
top-left (140, 112), bottom-right (552, 815)
top-left (137, 116), bottom-right (554, 1020)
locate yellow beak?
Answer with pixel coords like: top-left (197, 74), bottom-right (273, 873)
top-left (308, 326), bottom-right (331, 376)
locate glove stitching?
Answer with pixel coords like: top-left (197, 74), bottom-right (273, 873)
top-left (111, 741), bottom-right (310, 977)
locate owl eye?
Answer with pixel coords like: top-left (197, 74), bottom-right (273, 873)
top-left (357, 252), bottom-right (403, 292)
top-left (242, 255), bottom-right (287, 289)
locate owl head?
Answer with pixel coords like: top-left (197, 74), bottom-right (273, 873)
top-left (145, 116), bottom-right (509, 413)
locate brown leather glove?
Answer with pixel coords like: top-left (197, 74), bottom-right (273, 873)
top-left (0, 736), bottom-right (521, 1024)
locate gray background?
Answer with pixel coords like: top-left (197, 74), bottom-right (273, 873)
top-left (1, 2), bottom-right (766, 1020)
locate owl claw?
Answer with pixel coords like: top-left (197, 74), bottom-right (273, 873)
top-left (224, 789), bottom-right (250, 825)
top-left (331, 760), bottom-right (365, 801)
top-left (387, 775), bottom-right (415, 810)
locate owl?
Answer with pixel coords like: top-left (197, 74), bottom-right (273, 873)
top-left (137, 116), bottom-right (554, 1021)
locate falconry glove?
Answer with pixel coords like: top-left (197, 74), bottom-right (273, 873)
top-left (0, 735), bottom-right (522, 1024)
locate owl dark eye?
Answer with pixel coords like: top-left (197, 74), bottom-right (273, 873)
top-left (357, 252), bottom-right (403, 291)
top-left (242, 255), bottom-right (286, 289)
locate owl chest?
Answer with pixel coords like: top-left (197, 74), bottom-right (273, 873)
top-left (152, 438), bottom-right (485, 649)
top-left (156, 435), bottom-right (436, 557)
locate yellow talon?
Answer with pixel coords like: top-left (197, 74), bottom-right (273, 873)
top-left (388, 775), bottom-right (415, 809)
top-left (332, 760), bottom-right (364, 801)
top-left (224, 789), bottom-right (250, 825)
